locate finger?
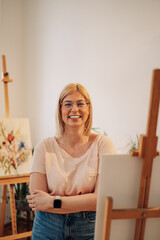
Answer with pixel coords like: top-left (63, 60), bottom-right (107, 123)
top-left (27, 199), bottom-right (33, 204)
top-left (26, 196), bottom-right (34, 202)
top-left (32, 207), bottom-right (37, 211)
top-left (26, 195), bottom-right (31, 200)
top-left (29, 202), bottom-right (36, 209)
top-left (29, 203), bottom-right (33, 209)
top-left (30, 204), bottom-right (37, 211)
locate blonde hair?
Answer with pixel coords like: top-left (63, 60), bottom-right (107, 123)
top-left (56, 83), bottom-right (92, 136)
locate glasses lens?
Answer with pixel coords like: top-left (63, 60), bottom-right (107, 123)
top-left (63, 102), bottom-right (72, 108)
top-left (77, 101), bottom-right (86, 107)
top-left (62, 101), bottom-right (88, 109)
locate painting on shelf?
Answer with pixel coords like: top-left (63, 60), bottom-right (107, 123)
top-left (0, 118), bottom-right (32, 177)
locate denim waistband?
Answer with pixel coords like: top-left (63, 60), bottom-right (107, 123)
top-left (65, 211), bottom-right (96, 219)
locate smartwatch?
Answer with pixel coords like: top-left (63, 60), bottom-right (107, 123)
top-left (53, 196), bottom-right (62, 209)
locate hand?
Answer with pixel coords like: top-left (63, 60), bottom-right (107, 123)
top-left (26, 190), bottom-right (53, 211)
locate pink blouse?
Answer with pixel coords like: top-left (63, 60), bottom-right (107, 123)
top-left (30, 135), bottom-right (115, 196)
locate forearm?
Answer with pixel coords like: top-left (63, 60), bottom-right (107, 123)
top-left (27, 173), bottom-right (99, 213)
top-left (46, 193), bottom-right (97, 214)
top-left (27, 190), bottom-right (97, 214)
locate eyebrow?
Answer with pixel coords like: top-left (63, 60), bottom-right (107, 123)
top-left (63, 100), bottom-right (85, 103)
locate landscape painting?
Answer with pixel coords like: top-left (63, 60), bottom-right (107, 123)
top-left (0, 118), bottom-right (32, 177)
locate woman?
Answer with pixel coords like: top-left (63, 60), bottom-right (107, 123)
top-left (27, 83), bottom-right (115, 240)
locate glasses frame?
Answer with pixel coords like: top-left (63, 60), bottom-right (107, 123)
top-left (60, 100), bottom-right (89, 110)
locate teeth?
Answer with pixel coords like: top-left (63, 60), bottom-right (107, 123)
top-left (69, 116), bottom-right (81, 118)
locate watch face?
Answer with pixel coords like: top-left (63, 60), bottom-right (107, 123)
top-left (54, 199), bottom-right (62, 209)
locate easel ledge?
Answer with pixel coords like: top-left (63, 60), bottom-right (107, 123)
top-left (0, 174), bottom-right (30, 185)
top-left (0, 231), bottom-right (32, 240)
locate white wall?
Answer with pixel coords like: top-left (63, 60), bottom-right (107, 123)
top-left (0, 0), bottom-right (160, 151)
top-left (0, 0), bottom-right (24, 118)
top-left (0, 0), bottom-right (160, 227)
top-left (0, 0), bottom-right (24, 222)
top-left (23, 0), bottom-right (160, 152)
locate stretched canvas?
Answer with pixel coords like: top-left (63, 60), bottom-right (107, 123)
top-left (0, 118), bottom-right (32, 177)
top-left (95, 154), bottom-right (160, 240)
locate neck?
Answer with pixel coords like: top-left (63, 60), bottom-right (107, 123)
top-left (61, 127), bottom-right (88, 145)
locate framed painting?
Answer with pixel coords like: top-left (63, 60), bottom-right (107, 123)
top-left (0, 118), bottom-right (32, 177)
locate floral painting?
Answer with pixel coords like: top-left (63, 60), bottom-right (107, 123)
top-left (0, 119), bottom-right (32, 176)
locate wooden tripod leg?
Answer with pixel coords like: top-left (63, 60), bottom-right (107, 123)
top-left (9, 184), bottom-right (17, 235)
top-left (4, 83), bottom-right (10, 118)
top-left (103, 197), bottom-right (113, 240)
top-left (134, 175), bottom-right (151, 240)
top-left (2, 55), bottom-right (12, 118)
top-left (134, 163), bottom-right (153, 240)
top-left (0, 185), bottom-right (7, 236)
top-left (139, 177), bottom-right (152, 240)
top-left (134, 164), bottom-right (146, 240)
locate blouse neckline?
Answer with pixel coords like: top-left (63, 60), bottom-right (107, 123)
top-left (53, 135), bottom-right (100, 159)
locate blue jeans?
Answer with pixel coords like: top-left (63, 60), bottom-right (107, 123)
top-left (32, 211), bottom-right (96, 240)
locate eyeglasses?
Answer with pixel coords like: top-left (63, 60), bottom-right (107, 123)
top-left (61, 100), bottom-right (89, 110)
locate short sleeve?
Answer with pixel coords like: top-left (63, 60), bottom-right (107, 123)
top-left (98, 135), bottom-right (116, 156)
top-left (30, 141), bottom-right (46, 174)
top-left (98, 135), bottom-right (116, 174)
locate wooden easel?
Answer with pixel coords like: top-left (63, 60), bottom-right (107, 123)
top-left (103, 197), bottom-right (160, 240)
top-left (0, 55), bottom-right (32, 239)
top-left (103, 69), bottom-right (160, 240)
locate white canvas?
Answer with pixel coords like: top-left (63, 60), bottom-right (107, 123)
top-left (95, 154), bottom-right (160, 240)
top-left (0, 118), bottom-right (32, 177)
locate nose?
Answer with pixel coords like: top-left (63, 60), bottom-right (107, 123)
top-left (71, 103), bottom-right (78, 111)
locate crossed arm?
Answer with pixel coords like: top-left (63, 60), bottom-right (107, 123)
top-left (26, 172), bottom-right (98, 214)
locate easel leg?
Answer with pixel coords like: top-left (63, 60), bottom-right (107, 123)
top-left (103, 197), bottom-right (113, 240)
top-left (139, 177), bottom-right (151, 240)
top-left (134, 168), bottom-right (152, 240)
top-left (134, 171), bottom-right (146, 240)
top-left (0, 185), bottom-right (7, 236)
top-left (9, 184), bottom-right (17, 235)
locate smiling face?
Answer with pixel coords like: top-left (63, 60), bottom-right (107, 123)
top-left (56, 83), bottom-right (93, 136)
top-left (61, 92), bottom-right (90, 131)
